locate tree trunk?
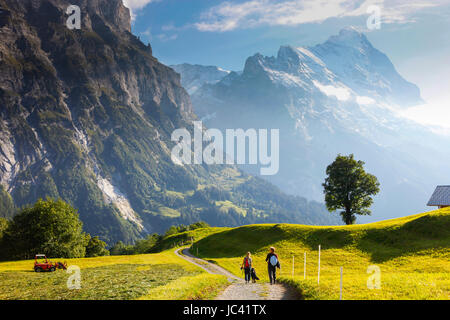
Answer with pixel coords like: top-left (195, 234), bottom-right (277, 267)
top-left (344, 206), bottom-right (354, 225)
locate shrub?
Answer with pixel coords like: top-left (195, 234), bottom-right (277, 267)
top-left (85, 235), bottom-right (109, 257)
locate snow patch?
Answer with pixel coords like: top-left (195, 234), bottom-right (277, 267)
top-left (296, 47), bottom-right (326, 66)
top-left (264, 66), bottom-right (307, 88)
top-left (313, 80), bottom-right (351, 101)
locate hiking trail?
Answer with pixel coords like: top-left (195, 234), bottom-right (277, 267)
top-left (175, 248), bottom-right (301, 300)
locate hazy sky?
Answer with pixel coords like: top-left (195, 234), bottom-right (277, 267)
top-left (124, 0), bottom-right (450, 131)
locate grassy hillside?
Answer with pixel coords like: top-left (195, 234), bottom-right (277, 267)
top-left (0, 250), bottom-right (227, 300)
top-left (194, 208), bottom-right (450, 300)
top-left (151, 227), bottom-right (229, 252)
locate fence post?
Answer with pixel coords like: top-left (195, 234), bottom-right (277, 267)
top-left (292, 256), bottom-right (295, 277)
top-left (304, 252), bottom-right (306, 279)
top-left (318, 245), bottom-right (321, 285)
top-left (340, 267), bottom-right (343, 300)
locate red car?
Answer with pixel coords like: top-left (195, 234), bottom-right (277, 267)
top-left (34, 254), bottom-right (56, 272)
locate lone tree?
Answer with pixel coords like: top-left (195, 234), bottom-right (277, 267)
top-left (323, 154), bottom-right (380, 225)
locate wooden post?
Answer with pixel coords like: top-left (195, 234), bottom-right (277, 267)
top-left (318, 245), bottom-right (321, 285)
top-left (292, 256), bottom-right (295, 277)
top-left (340, 267), bottom-right (343, 300)
top-left (304, 252), bottom-right (306, 279)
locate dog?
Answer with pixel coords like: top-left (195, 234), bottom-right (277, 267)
top-left (250, 268), bottom-right (260, 283)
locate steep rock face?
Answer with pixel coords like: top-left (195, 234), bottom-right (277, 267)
top-left (6, 0), bottom-right (131, 33)
top-left (187, 29), bottom-right (450, 223)
top-left (0, 0), bottom-right (339, 243)
top-left (0, 0), bottom-right (190, 242)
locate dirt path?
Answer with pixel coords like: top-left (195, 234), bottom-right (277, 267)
top-left (175, 248), bottom-right (301, 300)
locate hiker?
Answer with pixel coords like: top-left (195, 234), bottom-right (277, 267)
top-left (241, 252), bottom-right (253, 284)
top-left (266, 247), bottom-right (280, 285)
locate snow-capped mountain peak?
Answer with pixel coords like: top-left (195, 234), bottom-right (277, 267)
top-left (325, 27), bottom-right (372, 49)
top-left (174, 28), bottom-right (446, 225)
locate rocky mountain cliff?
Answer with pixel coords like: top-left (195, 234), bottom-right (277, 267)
top-left (184, 28), bottom-right (450, 223)
top-left (0, 0), bottom-right (339, 244)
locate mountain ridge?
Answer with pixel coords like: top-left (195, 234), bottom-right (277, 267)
top-left (177, 28), bottom-right (450, 223)
top-left (0, 0), bottom-right (340, 243)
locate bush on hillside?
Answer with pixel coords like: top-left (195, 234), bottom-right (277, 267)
top-left (85, 235), bottom-right (110, 257)
top-left (109, 221), bottom-right (211, 255)
top-left (164, 221), bottom-right (210, 237)
top-left (0, 186), bottom-right (15, 219)
top-left (0, 217), bottom-right (8, 235)
top-left (133, 233), bottom-right (161, 254)
top-left (109, 241), bottom-right (135, 255)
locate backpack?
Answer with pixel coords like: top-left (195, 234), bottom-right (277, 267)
top-left (269, 255), bottom-right (278, 267)
top-left (244, 257), bottom-right (250, 268)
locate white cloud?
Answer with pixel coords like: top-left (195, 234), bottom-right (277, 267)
top-left (122, 0), bottom-right (159, 20)
top-left (157, 33), bottom-right (178, 42)
top-left (356, 96), bottom-right (376, 105)
top-left (399, 100), bottom-right (450, 133)
top-left (194, 0), bottom-right (444, 32)
top-left (313, 81), bottom-right (351, 101)
top-left (122, 0), bottom-right (156, 10)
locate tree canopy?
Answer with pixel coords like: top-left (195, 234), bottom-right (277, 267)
top-left (2, 199), bottom-right (88, 260)
top-left (323, 154), bottom-right (380, 225)
top-left (0, 186), bottom-right (15, 219)
top-left (85, 235), bottom-right (110, 257)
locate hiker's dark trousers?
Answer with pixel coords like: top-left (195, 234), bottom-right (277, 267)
top-left (244, 267), bottom-right (251, 282)
top-left (268, 265), bottom-right (277, 284)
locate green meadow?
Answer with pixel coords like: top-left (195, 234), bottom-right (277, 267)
top-left (194, 208), bottom-right (450, 300)
top-left (0, 250), bottom-right (228, 300)
top-left (0, 208), bottom-right (448, 300)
